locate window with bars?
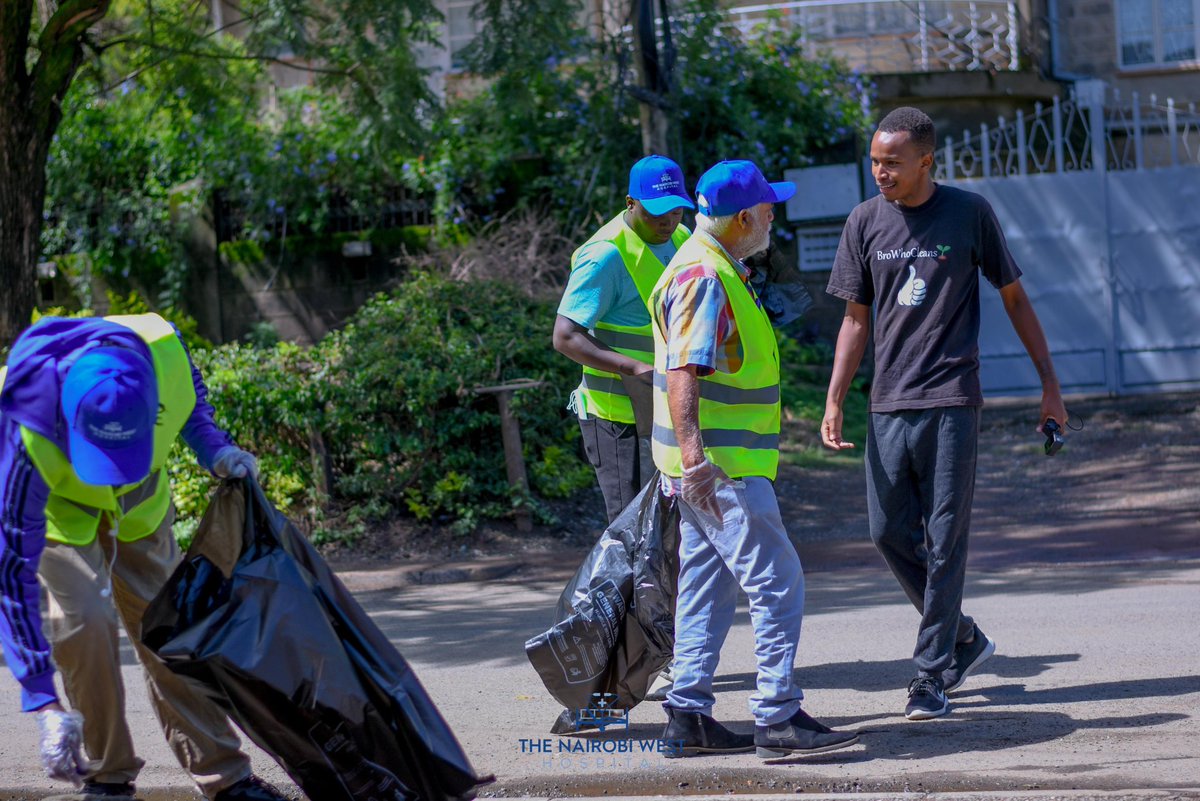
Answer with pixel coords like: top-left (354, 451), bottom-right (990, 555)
top-left (1117, 0), bottom-right (1198, 67)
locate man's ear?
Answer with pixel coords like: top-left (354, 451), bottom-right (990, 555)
top-left (626, 195), bottom-right (637, 212)
top-left (737, 208), bottom-right (752, 229)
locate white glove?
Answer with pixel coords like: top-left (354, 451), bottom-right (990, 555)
top-left (35, 708), bottom-right (86, 786)
top-left (213, 446), bottom-right (259, 480)
top-left (680, 458), bottom-right (732, 523)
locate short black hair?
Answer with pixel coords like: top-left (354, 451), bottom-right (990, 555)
top-left (878, 107), bottom-right (936, 153)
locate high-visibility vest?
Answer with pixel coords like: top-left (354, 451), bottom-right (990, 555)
top-left (651, 235), bottom-right (780, 480)
top-left (570, 212), bottom-right (690, 424)
top-left (12, 314), bottom-right (196, 545)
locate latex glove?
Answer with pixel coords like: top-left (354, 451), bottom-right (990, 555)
top-left (213, 445), bottom-right (259, 480)
top-left (35, 708), bottom-right (86, 786)
top-left (680, 458), bottom-right (731, 523)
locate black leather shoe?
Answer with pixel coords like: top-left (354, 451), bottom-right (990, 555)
top-left (213, 775), bottom-right (288, 801)
top-left (661, 707), bottom-right (754, 758)
top-left (81, 781), bottom-right (136, 797)
top-left (755, 708), bottom-right (859, 758)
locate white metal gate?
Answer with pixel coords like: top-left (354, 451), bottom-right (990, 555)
top-left (939, 81), bottom-right (1200, 395)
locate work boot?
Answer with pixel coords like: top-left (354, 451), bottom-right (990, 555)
top-left (213, 775), bottom-right (288, 801)
top-left (754, 708), bottom-right (859, 758)
top-left (660, 707), bottom-right (754, 758)
top-left (80, 782), bottom-right (136, 797)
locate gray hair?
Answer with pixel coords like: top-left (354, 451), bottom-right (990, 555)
top-left (695, 212), bottom-right (737, 238)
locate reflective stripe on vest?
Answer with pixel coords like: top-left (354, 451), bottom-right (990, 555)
top-left (572, 212), bottom-right (689, 424)
top-left (651, 235), bottom-right (781, 480)
top-left (20, 313), bottom-right (197, 545)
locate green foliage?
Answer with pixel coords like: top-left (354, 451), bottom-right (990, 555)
top-left (419, 0), bottom-right (873, 226)
top-left (671, 7), bottom-right (872, 179)
top-left (165, 271), bottom-right (581, 536)
top-left (317, 272), bottom-right (579, 522)
top-left (778, 335), bottom-right (868, 468)
top-left (41, 0), bottom-right (441, 311)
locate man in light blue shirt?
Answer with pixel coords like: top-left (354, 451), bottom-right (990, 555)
top-left (553, 155), bottom-right (695, 523)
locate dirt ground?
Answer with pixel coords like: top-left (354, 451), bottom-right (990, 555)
top-left (325, 391), bottom-right (1200, 576)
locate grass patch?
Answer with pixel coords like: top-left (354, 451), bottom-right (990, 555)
top-left (779, 372), bottom-right (869, 470)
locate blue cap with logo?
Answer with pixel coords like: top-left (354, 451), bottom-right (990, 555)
top-left (61, 347), bottom-right (158, 486)
top-left (628, 155), bottom-right (695, 216)
top-left (695, 160), bottom-right (796, 217)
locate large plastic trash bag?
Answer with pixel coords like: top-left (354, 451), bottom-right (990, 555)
top-left (524, 477), bottom-right (679, 715)
top-left (142, 478), bottom-right (492, 801)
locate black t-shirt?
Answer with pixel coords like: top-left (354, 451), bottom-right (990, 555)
top-left (827, 185), bottom-right (1022, 412)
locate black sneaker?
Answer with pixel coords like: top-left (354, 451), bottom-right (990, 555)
top-left (754, 708), bottom-right (859, 758)
top-left (905, 675), bottom-right (949, 720)
top-left (942, 625), bottom-right (997, 693)
top-left (660, 707), bottom-right (754, 758)
top-left (213, 775), bottom-right (288, 801)
top-left (549, 708), bottom-right (599, 734)
top-left (81, 781), bottom-right (136, 797)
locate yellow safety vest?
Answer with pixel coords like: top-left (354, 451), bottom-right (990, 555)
top-left (570, 211), bottom-right (690, 424)
top-left (651, 235), bottom-right (781, 480)
top-left (14, 314), bottom-right (196, 545)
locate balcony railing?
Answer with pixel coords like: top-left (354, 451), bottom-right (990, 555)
top-left (724, 0), bottom-right (1021, 73)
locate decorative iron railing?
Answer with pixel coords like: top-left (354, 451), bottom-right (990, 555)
top-left (937, 80), bottom-right (1200, 180)
top-left (725, 0), bottom-right (1021, 73)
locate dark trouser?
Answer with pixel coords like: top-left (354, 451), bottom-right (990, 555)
top-left (866, 406), bottom-right (979, 677)
top-left (579, 417), bottom-right (655, 524)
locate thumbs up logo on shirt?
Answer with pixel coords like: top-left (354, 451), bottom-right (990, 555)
top-left (898, 265), bottom-right (927, 307)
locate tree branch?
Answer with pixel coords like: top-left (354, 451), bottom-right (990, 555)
top-left (28, 1), bottom-right (112, 139)
top-left (117, 37), bottom-right (355, 75)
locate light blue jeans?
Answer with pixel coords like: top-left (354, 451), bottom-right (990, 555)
top-left (663, 475), bottom-right (805, 726)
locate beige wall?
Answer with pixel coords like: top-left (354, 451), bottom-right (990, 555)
top-left (1052, 0), bottom-right (1200, 100)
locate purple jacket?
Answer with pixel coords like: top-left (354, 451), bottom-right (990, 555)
top-left (0, 317), bottom-right (233, 712)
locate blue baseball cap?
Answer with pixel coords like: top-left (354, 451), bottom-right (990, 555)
top-left (61, 347), bottom-right (157, 486)
top-left (695, 160), bottom-right (796, 217)
top-left (628, 155), bottom-right (695, 216)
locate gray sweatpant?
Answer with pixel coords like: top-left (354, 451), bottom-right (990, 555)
top-left (866, 406), bottom-right (979, 677)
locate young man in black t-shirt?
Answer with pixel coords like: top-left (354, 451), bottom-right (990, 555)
top-left (821, 107), bottom-right (1067, 720)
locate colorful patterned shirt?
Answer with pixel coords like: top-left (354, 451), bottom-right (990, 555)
top-left (652, 232), bottom-right (761, 375)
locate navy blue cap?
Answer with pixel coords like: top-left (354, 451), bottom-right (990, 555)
top-left (61, 347), bottom-right (157, 486)
top-left (628, 155), bottom-right (695, 215)
top-left (695, 160), bottom-right (796, 217)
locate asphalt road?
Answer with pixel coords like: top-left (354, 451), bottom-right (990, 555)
top-left (2, 555), bottom-right (1198, 801)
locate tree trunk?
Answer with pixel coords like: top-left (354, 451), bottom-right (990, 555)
top-left (631, 0), bottom-right (671, 157)
top-left (0, 0), bottom-right (111, 347)
top-left (0, 118), bottom-right (48, 348)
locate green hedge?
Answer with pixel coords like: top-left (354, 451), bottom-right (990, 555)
top-left (170, 271), bottom-right (593, 542)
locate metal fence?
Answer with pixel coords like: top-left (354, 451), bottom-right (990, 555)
top-left (938, 81), bottom-right (1200, 180)
top-left (213, 186), bottom-right (433, 244)
top-left (939, 81), bottom-right (1200, 396)
top-left (725, 0), bottom-right (1021, 73)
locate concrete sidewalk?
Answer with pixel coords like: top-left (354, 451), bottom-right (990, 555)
top-left (2, 558), bottom-right (1199, 800)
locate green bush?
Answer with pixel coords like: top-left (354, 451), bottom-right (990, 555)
top-left (316, 272), bottom-right (583, 521)
top-left (167, 271), bottom-right (588, 538)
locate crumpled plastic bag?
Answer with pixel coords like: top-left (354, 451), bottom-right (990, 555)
top-left (143, 478), bottom-right (491, 801)
top-left (525, 478), bottom-right (679, 714)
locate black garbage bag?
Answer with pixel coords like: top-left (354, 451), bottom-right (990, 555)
top-left (142, 478), bottom-right (492, 801)
top-left (524, 477), bottom-right (679, 715)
